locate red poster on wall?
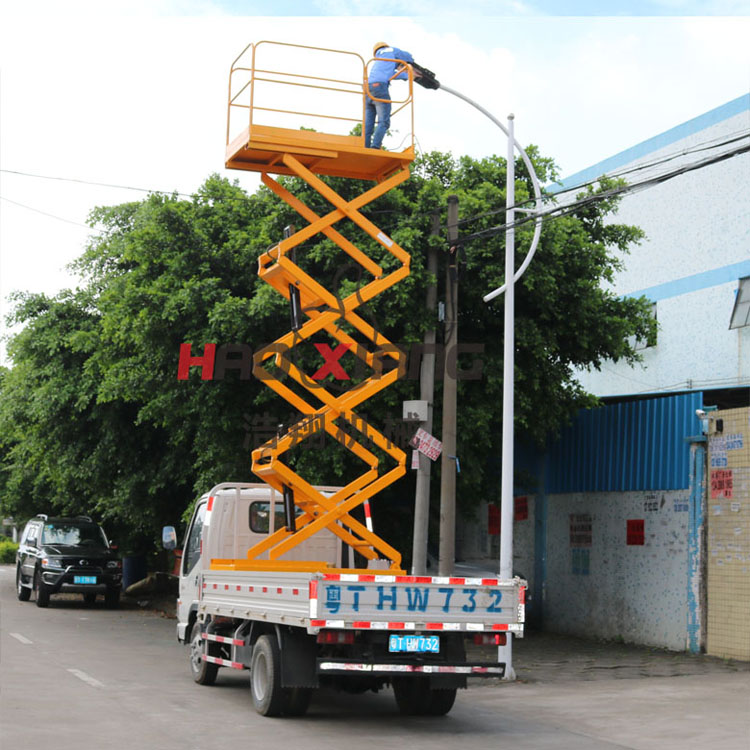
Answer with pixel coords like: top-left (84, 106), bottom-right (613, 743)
top-left (711, 469), bottom-right (733, 499)
top-left (627, 519), bottom-right (645, 545)
top-left (514, 496), bottom-right (528, 521)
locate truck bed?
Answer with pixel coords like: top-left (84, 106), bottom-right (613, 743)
top-left (200, 569), bottom-right (525, 634)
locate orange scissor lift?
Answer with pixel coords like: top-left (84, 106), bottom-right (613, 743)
top-left (222, 41), bottom-right (418, 576)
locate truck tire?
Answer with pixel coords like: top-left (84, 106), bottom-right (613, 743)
top-left (425, 688), bottom-right (457, 716)
top-left (250, 635), bottom-right (285, 716)
top-left (34, 570), bottom-right (50, 608)
top-left (282, 687), bottom-right (312, 717)
top-left (16, 567), bottom-right (31, 602)
top-left (189, 622), bottom-right (218, 685)
top-left (393, 678), bottom-right (457, 716)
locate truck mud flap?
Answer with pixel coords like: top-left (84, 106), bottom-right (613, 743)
top-left (279, 628), bottom-right (319, 689)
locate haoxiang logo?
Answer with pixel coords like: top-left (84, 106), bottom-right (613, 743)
top-left (176, 343), bottom-right (484, 381)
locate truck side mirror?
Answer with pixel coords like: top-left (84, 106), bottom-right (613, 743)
top-left (162, 526), bottom-right (177, 551)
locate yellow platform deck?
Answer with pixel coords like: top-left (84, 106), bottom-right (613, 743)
top-left (226, 124), bottom-right (415, 181)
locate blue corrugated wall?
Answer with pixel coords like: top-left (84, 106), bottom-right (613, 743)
top-left (544, 392), bottom-right (704, 493)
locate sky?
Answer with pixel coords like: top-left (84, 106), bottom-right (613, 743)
top-left (1, 1), bottom-right (749, 363)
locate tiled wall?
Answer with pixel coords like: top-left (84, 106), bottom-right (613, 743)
top-left (707, 407), bottom-right (750, 661)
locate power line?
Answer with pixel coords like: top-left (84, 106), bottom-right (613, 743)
top-left (451, 138), bottom-right (750, 246)
top-left (0, 196), bottom-right (90, 228)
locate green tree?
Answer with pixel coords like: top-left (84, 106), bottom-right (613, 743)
top-left (0, 151), bottom-right (655, 554)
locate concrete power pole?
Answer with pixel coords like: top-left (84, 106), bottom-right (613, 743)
top-left (438, 195), bottom-right (459, 577)
top-left (411, 211), bottom-right (440, 576)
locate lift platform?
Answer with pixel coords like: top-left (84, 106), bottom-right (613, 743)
top-left (223, 42), bottom-right (418, 574)
top-left (226, 41), bottom-right (415, 181)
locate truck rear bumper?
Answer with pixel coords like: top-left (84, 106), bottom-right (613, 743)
top-left (317, 659), bottom-right (505, 677)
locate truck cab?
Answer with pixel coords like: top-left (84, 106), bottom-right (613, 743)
top-left (174, 482), bottom-right (342, 642)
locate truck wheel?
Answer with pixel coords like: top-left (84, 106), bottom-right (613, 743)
top-left (425, 688), bottom-right (457, 716)
top-left (34, 570), bottom-right (50, 608)
top-left (282, 687), bottom-right (312, 717)
top-left (189, 622), bottom-right (218, 686)
top-left (16, 567), bottom-right (31, 601)
top-left (250, 635), bottom-right (285, 716)
top-left (392, 677), bottom-right (431, 715)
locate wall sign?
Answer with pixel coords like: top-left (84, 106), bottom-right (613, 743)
top-left (627, 519), bottom-right (645, 545)
top-left (711, 469), bottom-right (733, 499)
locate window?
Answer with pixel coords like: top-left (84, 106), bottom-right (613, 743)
top-left (41, 523), bottom-right (107, 546)
top-left (183, 502), bottom-right (206, 575)
top-left (249, 501), bottom-right (303, 534)
top-left (729, 277), bottom-right (750, 329)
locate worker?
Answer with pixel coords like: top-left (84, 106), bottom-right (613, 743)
top-left (365, 42), bottom-right (417, 150)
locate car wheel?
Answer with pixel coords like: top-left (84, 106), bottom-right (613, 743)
top-left (250, 635), bottom-right (285, 716)
top-left (104, 588), bottom-right (120, 608)
top-left (16, 567), bottom-right (31, 602)
top-left (83, 593), bottom-right (97, 605)
top-left (189, 621), bottom-right (218, 685)
top-left (34, 570), bottom-right (50, 608)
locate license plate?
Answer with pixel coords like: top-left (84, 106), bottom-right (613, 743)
top-left (388, 635), bottom-right (440, 653)
top-left (74, 575), bottom-right (97, 585)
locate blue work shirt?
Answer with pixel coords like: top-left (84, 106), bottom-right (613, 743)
top-left (368, 46), bottom-right (414, 85)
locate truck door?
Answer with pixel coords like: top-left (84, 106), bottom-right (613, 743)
top-left (178, 500), bottom-right (207, 639)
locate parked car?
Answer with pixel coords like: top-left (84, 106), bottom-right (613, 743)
top-left (15, 515), bottom-right (122, 608)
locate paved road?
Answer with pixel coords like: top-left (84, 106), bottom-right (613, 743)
top-left (1, 564), bottom-right (748, 749)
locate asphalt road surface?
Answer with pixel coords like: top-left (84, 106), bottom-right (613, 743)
top-left (1, 564), bottom-right (748, 750)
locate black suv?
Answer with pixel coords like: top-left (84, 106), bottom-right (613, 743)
top-left (16, 515), bottom-right (122, 608)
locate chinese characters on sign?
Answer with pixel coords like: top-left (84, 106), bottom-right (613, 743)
top-left (711, 469), bottom-right (733, 499)
top-left (410, 428), bottom-right (442, 461)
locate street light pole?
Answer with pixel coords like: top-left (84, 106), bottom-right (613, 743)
top-left (436, 84), bottom-right (544, 681)
top-left (498, 113), bottom-right (516, 678)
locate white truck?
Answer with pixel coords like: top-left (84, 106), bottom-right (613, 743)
top-left (164, 482), bottom-right (526, 717)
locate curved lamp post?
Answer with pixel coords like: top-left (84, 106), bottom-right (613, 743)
top-left (439, 83), bottom-right (544, 679)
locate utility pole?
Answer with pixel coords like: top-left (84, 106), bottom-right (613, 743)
top-left (438, 195), bottom-right (459, 577)
top-left (411, 211), bottom-right (440, 576)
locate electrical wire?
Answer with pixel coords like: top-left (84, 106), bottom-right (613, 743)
top-left (0, 195), bottom-right (89, 228)
top-left (451, 138), bottom-right (750, 246)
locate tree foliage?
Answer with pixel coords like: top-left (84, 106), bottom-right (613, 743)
top-left (0, 150), bottom-right (655, 554)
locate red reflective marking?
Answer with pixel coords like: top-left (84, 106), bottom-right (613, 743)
top-left (310, 620), bottom-right (326, 627)
top-left (224, 585), bottom-right (229, 590)
top-left (276, 587), bottom-right (283, 594)
top-left (414, 577), bottom-right (431, 584)
top-left (212, 584), bottom-right (217, 589)
top-left (358, 575), bottom-right (375, 582)
top-left (482, 578), bottom-right (498, 586)
top-left (249, 586), bottom-right (254, 592)
top-left (262, 587), bottom-right (268, 593)
top-left (519, 586), bottom-right (526, 605)
top-left (397, 576), bottom-right (416, 583)
top-left (425, 623), bottom-right (444, 630)
top-left (309, 581), bottom-right (318, 599)
top-left (388, 622), bottom-right (405, 629)
top-left (207, 496), bottom-right (214, 511)
top-left (323, 574), bottom-right (341, 581)
top-left (491, 624), bottom-right (509, 631)
top-left (449, 578), bottom-right (465, 585)
top-left (293, 588), bottom-right (299, 596)
top-left (352, 621), bottom-right (371, 629)
top-left (236, 585), bottom-right (241, 591)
